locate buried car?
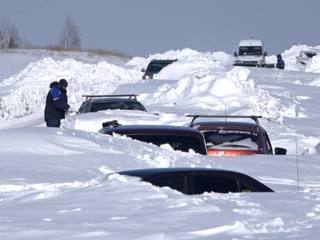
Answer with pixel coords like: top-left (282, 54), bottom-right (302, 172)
top-left (65, 94), bottom-right (159, 132)
top-left (187, 115), bottom-right (287, 156)
top-left (77, 94), bottom-right (147, 113)
top-left (142, 59), bottom-right (177, 79)
top-left (100, 124), bottom-right (207, 155)
top-left (118, 168), bottom-right (273, 194)
top-left (296, 50), bottom-right (317, 65)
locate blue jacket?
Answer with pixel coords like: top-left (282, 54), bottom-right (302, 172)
top-left (44, 81), bottom-right (70, 121)
top-left (276, 57), bottom-right (285, 69)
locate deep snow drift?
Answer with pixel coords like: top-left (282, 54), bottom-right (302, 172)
top-left (0, 46), bottom-right (320, 239)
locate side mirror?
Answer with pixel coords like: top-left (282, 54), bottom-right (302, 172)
top-left (102, 120), bottom-right (121, 129)
top-left (263, 51), bottom-right (267, 56)
top-left (274, 147), bottom-right (287, 155)
top-left (234, 52), bottom-right (238, 57)
top-left (141, 68), bottom-right (146, 72)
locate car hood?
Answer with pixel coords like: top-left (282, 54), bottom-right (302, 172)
top-left (64, 110), bottom-right (161, 132)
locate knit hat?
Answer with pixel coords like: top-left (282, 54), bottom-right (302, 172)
top-left (58, 79), bottom-right (68, 88)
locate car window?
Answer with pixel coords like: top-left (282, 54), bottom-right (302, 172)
top-left (147, 64), bottom-right (166, 73)
top-left (90, 101), bottom-right (146, 112)
top-left (191, 174), bottom-right (239, 194)
top-left (237, 175), bottom-right (273, 192)
top-left (305, 52), bottom-right (316, 58)
top-left (78, 102), bottom-right (89, 113)
top-left (144, 173), bottom-right (187, 194)
top-left (239, 46), bottom-right (262, 56)
top-left (263, 131), bottom-right (273, 153)
top-left (238, 181), bottom-right (254, 192)
top-left (202, 130), bottom-right (258, 150)
top-left (128, 135), bottom-right (206, 154)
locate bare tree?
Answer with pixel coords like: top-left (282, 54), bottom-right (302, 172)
top-left (59, 16), bottom-right (81, 50)
top-left (0, 18), bottom-right (20, 49)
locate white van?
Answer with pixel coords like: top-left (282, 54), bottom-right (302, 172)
top-left (234, 39), bottom-right (267, 67)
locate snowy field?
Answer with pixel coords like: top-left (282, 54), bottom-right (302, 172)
top-left (0, 46), bottom-right (320, 239)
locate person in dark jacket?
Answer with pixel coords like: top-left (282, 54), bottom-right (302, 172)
top-left (44, 79), bottom-right (70, 127)
top-left (276, 54), bottom-right (285, 69)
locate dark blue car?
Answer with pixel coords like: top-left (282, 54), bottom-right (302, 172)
top-left (118, 168), bottom-right (273, 194)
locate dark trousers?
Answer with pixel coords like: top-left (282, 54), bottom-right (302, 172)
top-left (46, 119), bottom-right (61, 128)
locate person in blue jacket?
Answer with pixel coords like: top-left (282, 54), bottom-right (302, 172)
top-left (44, 79), bottom-right (70, 127)
top-left (276, 54), bottom-right (285, 69)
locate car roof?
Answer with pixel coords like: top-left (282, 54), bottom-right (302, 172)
top-left (193, 121), bottom-right (261, 131)
top-left (149, 59), bottom-right (177, 64)
top-left (239, 39), bottom-right (263, 47)
top-left (118, 167), bottom-right (274, 193)
top-left (102, 125), bottom-right (204, 138)
top-left (88, 98), bottom-right (140, 103)
top-left (119, 167), bottom-right (250, 178)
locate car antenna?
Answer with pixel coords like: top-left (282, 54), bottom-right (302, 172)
top-left (224, 105), bottom-right (227, 123)
top-left (295, 134), bottom-right (300, 192)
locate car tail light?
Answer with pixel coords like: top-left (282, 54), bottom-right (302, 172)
top-left (207, 149), bottom-right (259, 157)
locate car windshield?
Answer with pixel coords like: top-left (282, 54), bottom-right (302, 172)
top-left (304, 52), bottom-right (317, 58)
top-left (126, 135), bottom-right (206, 154)
top-left (239, 46), bottom-right (263, 56)
top-left (90, 101), bottom-right (146, 112)
top-left (147, 64), bottom-right (167, 73)
top-left (202, 130), bottom-right (258, 150)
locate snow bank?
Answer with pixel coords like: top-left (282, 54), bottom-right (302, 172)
top-left (143, 67), bottom-right (286, 121)
top-left (0, 57), bottom-right (141, 119)
top-left (2, 45), bottom-right (317, 121)
top-left (306, 56), bottom-right (320, 73)
top-left (154, 59), bottom-right (220, 80)
top-left (281, 45), bottom-right (320, 71)
top-left (127, 48), bottom-right (233, 78)
top-left (310, 77), bottom-right (320, 86)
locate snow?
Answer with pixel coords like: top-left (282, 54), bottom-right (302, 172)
top-left (281, 45), bottom-right (320, 71)
top-left (0, 57), bottom-right (140, 120)
top-left (65, 110), bottom-right (161, 132)
top-left (306, 56), bottom-right (320, 73)
top-left (1, 47), bottom-right (320, 239)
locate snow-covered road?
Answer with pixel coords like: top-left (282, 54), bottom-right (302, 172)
top-left (0, 47), bottom-right (320, 239)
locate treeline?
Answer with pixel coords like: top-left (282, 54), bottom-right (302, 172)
top-left (0, 16), bottom-right (81, 51)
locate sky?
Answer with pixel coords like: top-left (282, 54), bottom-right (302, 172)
top-left (1, 0), bottom-right (320, 56)
top-left (1, 14), bottom-right (320, 238)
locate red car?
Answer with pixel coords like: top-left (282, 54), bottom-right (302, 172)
top-left (188, 115), bottom-right (287, 157)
